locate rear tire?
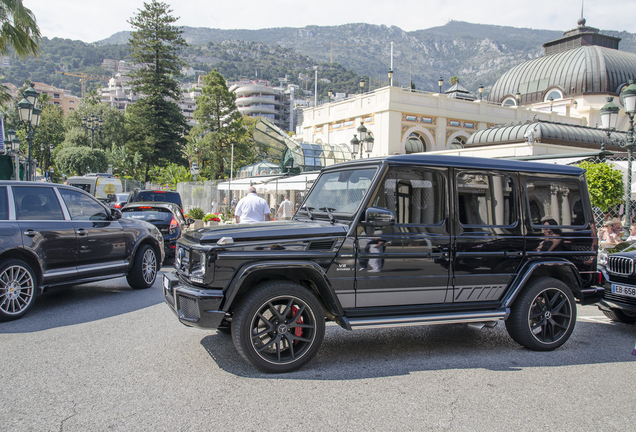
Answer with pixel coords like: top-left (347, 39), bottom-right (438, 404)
top-left (506, 277), bottom-right (576, 351)
top-left (601, 308), bottom-right (636, 323)
top-left (127, 244), bottom-right (157, 289)
top-left (0, 259), bottom-right (37, 321)
top-left (231, 281), bottom-right (325, 373)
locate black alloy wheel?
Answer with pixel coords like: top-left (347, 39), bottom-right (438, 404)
top-left (506, 277), bottom-right (576, 351)
top-left (232, 281), bottom-right (325, 373)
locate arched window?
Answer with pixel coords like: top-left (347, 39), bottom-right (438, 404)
top-left (502, 97), bottom-right (517, 107)
top-left (405, 133), bottom-right (426, 154)
top-left (450, 137), bottom-right (466, 149)
top-left (545, 89), bottom-right (563, 101)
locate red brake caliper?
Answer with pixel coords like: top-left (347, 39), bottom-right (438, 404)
top-left (292, 305), bottom-right (303, 342)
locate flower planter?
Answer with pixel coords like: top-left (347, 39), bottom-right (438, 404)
top-left (193, 219), bottom-right (204, 229)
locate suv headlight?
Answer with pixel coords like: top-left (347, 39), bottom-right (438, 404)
top-left (200, 252), bottom-right (207, 275)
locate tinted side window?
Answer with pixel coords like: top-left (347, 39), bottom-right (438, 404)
top-left (457, 172), bottom-right (515, 226)
top-left (13, 186), bottom-right (65, 220)
top-left (527, 178), bottom-right (585, 226)
top-left (70, 183), bottom-right (92, 193)
top-left (0, 187), bottom-right (7, 220)
top-left (371, 167), bottom-right (445, 225)
top-left (59, 189), bottom-right (109, 221)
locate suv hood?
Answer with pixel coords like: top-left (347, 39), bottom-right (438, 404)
top-left (183, 220), bottom-right (348, 244)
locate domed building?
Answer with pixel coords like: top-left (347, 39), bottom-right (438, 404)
top-left (488, 18), bottom-right (636, 128)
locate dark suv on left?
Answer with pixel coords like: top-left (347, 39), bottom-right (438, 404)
top-left (0, 181), bottom-right (165, 321)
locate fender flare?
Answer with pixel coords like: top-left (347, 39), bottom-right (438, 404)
top-left (221, 260), bottom-right (344, 317)
top-left (501, 259), bottom-right (583, 308)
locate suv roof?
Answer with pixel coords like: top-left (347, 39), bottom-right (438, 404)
top-left (328, 154), bottom-right (585, 176)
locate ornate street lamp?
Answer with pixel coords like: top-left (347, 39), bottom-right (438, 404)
top-left (350, 134), bottom-right (360, 160)
top-left (17, 83), bottom-right (40, 181)
top-left (359, 78), bottom-right (366, 94)
top-left (82, 113), bottom-right (103, 150)
top-left (364, 135), bottom-right (375, 158)
top-left (515, 91), bottom-right (521, 106)
top-left (12, 137), bottom-right (21, 180)
top-left (328, 88), bottom-right (333, 99)
top-left (601, 81), bottom-right (636, 230)
top-left (438, 77), bottom-right (444, 94)
top-left (478, 85), bottom-right (484, 100)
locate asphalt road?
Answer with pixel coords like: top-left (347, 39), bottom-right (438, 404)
top-left (1, 266), bottom-right (635, 432)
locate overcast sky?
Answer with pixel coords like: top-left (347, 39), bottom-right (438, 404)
top-left (26, 0), bottom-right (636, 43)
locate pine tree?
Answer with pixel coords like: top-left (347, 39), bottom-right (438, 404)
top-left (191, 69), bottom-right (250, 179)
top-left (125, 0), bottom-right (188, 178)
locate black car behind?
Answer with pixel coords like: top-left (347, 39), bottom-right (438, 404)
top-left (121, 202), bottom-right (193, 258)
top-left (598, 241), bottom-right (636, 323)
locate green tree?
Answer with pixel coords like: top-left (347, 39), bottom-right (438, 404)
top-left (578, 161), bottom-right (624, 211)
top-left (33, 103), bottom-right (65, 173)
top-left (0, 0), bottom-right (41, 58)
top-left (191, 69), bottom-right (248, 179)
top-left (125, 0), bottom-right (188, 177)
top-left (55, 147), bottom-right (109, 176)
top-left (149, 162), bottom-right (191, 188)
top-left (63, 100), bottom-right (127, 151)
top-left (106, 143), bottom-right (143, 180)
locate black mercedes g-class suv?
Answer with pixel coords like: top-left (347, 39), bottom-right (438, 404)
top-left (163, 155), bottom-right (602, 373)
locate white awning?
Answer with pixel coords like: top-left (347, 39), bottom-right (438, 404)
top-left (256, 173), bottom-right (320, 193)
top-left (216, 174), bottom-right (285, 191)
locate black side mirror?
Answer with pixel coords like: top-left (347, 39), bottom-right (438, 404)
top-left (111, 208), bottom-right (122, 220)
top-left (364, 206), bottom-right (395, 227)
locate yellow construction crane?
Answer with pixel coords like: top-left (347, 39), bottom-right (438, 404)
top-left (322, 43), bottom-right (363, 63)
top-left (55, 71), bottom-right (112, 98)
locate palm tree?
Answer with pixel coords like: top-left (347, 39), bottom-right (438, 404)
top-left (0, 0), bottom-right (41, 58)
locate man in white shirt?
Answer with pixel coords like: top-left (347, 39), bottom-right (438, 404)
top-left (277, 196), bottom-right (294, 220)
top-left (235, 186), bottom-right (271, 223)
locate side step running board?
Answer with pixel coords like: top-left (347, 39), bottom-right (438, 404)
top-left (340, 309), bottom-right (509, 331)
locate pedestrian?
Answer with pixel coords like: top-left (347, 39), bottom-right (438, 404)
top-left (627, 224), bottom-right (636, 242)
top-left (277, 195), bottom-right (294, 220)
top-left (211, 199), bottom-right (217, 213)
top-left (234, 186), bottom-right (271, 223)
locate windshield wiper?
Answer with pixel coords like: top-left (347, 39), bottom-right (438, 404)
top-left (320, 207), bottom-right (336, 224)
top-left (300, 205), bottom-right (315, 220)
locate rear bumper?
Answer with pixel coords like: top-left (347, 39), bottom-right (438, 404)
top-left (162, 272), bottom-right (226, 329)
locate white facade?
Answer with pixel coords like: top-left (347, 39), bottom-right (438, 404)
top-left (299, 86), bottom-right (585, 158)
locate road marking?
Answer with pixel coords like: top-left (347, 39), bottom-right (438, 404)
top-left (578, 316), bottom-right (615, 324)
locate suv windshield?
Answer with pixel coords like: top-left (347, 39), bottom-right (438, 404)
top-left (302, 167), bottom-right (377, 216)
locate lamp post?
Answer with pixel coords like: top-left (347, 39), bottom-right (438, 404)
top-left (478, 85), bottom-right (484, 100)
top-left (351, 122), bottom-right (374, 159)
top-left (549, 96), bottom-right (554, 112)
top-left (82, 113), bottom-right (103, 150)
top-left (600, 82), bottom-right (636, 231)
top-left (438, 77), bottom-right (443, 94)
top-left (515, 91), bottom-right (521, 106)
top-left (359, 78), bottom-right (366, 94)
top-left (48, 143), bottom-right (54, 181)
top-left (6, 128), bottom-right (17, 180)
top-left (17, 83), bottom-right (41, 181)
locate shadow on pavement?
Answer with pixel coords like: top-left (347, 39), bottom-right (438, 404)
top-left (0, 267), bottom-right (171, 334)
top-left (200, 319), bottom-right (636, 379)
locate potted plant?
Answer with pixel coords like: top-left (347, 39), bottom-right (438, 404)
top-left (188, 207), bottom-right (205, 229)
top-left (203, 213), bottom-right (221, 226)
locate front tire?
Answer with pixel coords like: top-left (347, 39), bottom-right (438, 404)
top-left (126, 244), bottom-right (158, 289)
top-left (0, 259), bottom-right (37, 321)
top-left (506, 277), bottom-right (576, 351)
top-left (231, 281), bottom-right (325, 373)
top-left (601, 308), bottom-right (636, 323)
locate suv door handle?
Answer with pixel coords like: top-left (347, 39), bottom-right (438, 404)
top-left (23, 229), bottom-right (37, 237)
top-left (76, 228), bottom-right (87, 236)
top-left (504, 251), bottom-right (523, 258)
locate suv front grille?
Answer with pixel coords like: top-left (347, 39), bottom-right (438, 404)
top-left (178, 295), bottom-right (200, 320)
top-left (608, 256), bottom-right (634, 276)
